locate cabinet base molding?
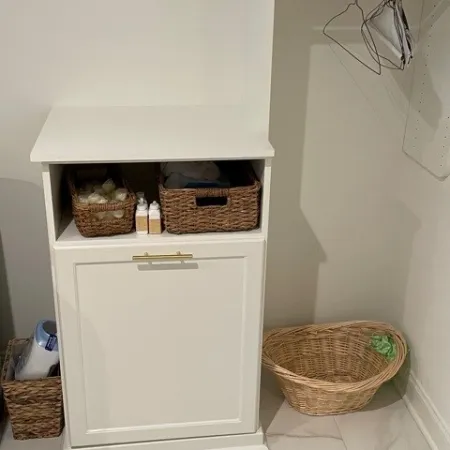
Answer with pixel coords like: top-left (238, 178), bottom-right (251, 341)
top-left (63, 427), bottom-right (268, 450)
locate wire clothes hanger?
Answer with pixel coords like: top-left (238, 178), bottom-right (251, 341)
top-left (323, 0), bottom-right (411, 75)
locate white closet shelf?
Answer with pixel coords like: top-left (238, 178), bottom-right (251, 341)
top-left (55, 217), bottom-right (264, 248)
top-left (30, 106), bottom-right (274, 164)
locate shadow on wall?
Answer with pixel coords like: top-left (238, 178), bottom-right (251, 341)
top-left (320, 199), bottom-right (421, 328)
top-left (0, 232), bottom-right (14, 350)
top-left (0, 178), bottom-right (54, 344)
top-left (265, 0), bottom-right (327, 329)
top-left (265, 0), bottom-right (422, 329)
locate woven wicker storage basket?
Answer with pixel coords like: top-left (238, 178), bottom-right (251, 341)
top-left (1, 339), bottom-right (64, 440)
top-left (262, 321), bottom-right (407, 416)
top-left (0, 352), bottom-right (4, 423)
top-left (68, 168), bottom-right (136, 238)
top-left (159, 163), bottom-right (261, 234)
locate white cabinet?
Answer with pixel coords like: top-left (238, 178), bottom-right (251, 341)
top-left (34, 155), bottom-right (273, 450)
top-left (33, 146), bottom-right (273, 450)
top-left (55, 241), bottom-right (265, 448)
top-left (31, 3), bottom-right (274, 450)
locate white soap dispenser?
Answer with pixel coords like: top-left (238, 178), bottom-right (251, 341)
top-left (135, 197), bottom-right (148, 235)
top-left (149, 201), bottom-right (162, 235)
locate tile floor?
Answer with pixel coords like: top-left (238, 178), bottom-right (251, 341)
top-left (0, 376), bottom-right (430, 450)
top-left (260, 373), bottom-right (431, 450)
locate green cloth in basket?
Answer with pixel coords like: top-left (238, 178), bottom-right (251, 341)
top-left (371, 335), bottom-right (397, 361)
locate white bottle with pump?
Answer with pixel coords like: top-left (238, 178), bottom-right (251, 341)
top-left (149, 201), bottom-right (162, 234)
top-left (136, 197), bottom-right (149, 235)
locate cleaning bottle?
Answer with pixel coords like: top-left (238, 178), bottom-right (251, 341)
top-left (149, 201), bottom-right (162, 234)
top-left (136, 197), bottom-right (148, 235)
top-left (15, 320), bottom-right (59, 380)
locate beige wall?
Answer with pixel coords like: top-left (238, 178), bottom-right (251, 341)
top-left (266, 0), bottom-right (421, 328)
top-left (0, 110), bottom-right (54, 349)
top-left (267, 0), bottom-right (450, 438)
top-left (395, 0), bottom-right (450, 433)
top-left (2, 0), bottom-right (449, 437)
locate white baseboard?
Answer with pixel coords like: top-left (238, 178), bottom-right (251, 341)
top-left (394, 372), bottom-right (450, 450)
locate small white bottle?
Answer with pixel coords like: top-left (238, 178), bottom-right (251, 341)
top-left (149, 201), bottom-right (162, 234)
top-left (136, 198), bottom-right (149, 235)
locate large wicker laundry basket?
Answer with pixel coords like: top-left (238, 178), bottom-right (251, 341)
top-left (262, 321), bottom-right (407, 416)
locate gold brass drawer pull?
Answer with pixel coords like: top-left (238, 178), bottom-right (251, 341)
top-left (132, 252), bottom-right (193, 261)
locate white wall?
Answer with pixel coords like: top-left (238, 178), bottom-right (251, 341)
top-left (266, 0), bottom-right (450, 444)
top-left (266, 0), bottom-right (421, 328)
top-left (2, 0), bottom-right (449, 443)
top-left (395, 0), bottom-right (450, 441)
top-left (0, 0), bottom-right (270, 348)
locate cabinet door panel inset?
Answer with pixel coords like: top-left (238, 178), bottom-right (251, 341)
top-left (55, 241), bottom-right (264, 447)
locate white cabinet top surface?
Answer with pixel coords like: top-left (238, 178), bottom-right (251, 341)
top-left (30, 107), bottom-right (275, 163)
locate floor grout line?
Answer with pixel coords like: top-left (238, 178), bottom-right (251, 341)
top-left (266, 432), bottom-right (345, 442)
top-left (333, 416), bottom-right (349, 450)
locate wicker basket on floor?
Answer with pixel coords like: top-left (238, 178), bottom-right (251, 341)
top-left (262, 321), bottom-right (407, 416)
top-left (1, 339), bottom-right (64, 440)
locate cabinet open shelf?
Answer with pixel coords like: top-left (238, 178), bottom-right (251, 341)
top-left (45, 159), bottom-right (270, 247)
top-left (55, 216), bottom-right (264, 248)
